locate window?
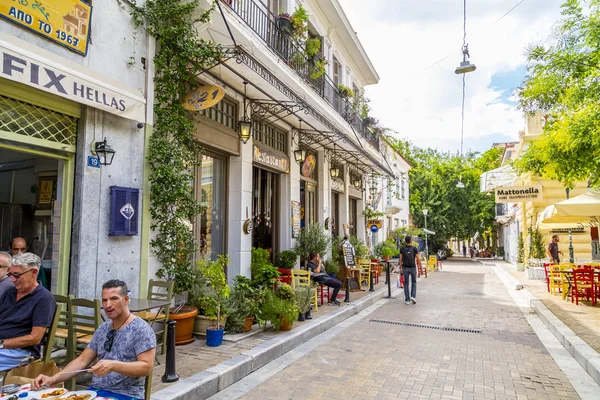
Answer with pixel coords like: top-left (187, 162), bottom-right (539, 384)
top-left (253, 121), bottom-right (287, 153)
top-left (199, 97), bottom-right (237, 130)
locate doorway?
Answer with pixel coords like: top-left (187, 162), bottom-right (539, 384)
top-left (300, 180), bottom-right (317, 228)
top-left (331, 191), bottom-right (339, 238)
top-left (252, 167), bottom-right (279, 257)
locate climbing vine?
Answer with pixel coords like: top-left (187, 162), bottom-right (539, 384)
top-left (131, 0), bottom-right (222, 294)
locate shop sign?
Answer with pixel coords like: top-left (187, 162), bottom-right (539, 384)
top-left (253, 144), bottom-right (289, 173)
top-left (331, 178), bottom-right (344, 193)
top-left (342, 240), bottom-right (355, 267)
top-left (182, 85), bottom-right (225, 111)
top-left (0, 36), bottom-right (146, 122)
top-left (495, 185), bottom-right (543, 203)
top-left (368, 219), bottom-right (382, 233)
top-left (301, 154), bottom-right (316, 178)
top-left (0, 0), bottom-right (92, 55)
top-left (291, 200), bottom-right (300, 238)
top-left (550, 228), bottom-right (586, 235)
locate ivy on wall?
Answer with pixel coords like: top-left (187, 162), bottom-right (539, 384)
top-left (131, 0), bottom-right (222, 294)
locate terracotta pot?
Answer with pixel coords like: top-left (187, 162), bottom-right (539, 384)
top-left (243, 317), bottom-right (254, 332)
top-left (168, 306), bottom-right (198, 345)
top-left (280, 318), bottom-right (293, 331)
top-left (383, 256), bottom-right (390, 262)
top-left (193, 314), bottom-right (227, 336)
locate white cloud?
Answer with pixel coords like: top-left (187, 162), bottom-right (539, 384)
top-left (339, 0), bottom-right (563, 153)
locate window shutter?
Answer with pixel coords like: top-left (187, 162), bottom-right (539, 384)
top-left (109, 186), bottom-right (140, 236)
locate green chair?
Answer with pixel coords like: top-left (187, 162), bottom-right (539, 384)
top-left (68, 298), bottom-right (102, 390)
top-left (133, 279), bottom-right (174, 355)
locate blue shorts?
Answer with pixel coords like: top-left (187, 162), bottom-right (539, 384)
top-left (88, 387), bottom-right (142, 400)
top-left (0, 348), bottom-right (33, 371)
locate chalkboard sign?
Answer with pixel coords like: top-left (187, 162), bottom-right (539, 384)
top-left (342, 241), bottom-right (356, 267)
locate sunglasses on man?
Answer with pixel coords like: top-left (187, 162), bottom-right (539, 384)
top-left (104, 329), bottom-right (117, 352)
top-left (7, 269), bottom-right (35, 279)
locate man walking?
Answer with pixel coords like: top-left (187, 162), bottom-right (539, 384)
top-left (399, 236), bottom-right (421, 305)
top-left (546, 234), bottom-right (562, 263)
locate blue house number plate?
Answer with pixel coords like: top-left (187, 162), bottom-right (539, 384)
top-left (87, 155), bottom-right (101, 168)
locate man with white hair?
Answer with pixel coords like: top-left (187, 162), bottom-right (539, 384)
top-left (0, 252), bottom-right (56, 371)
top-left (0, 251), bottom-right (13, 297)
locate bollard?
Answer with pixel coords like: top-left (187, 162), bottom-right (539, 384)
top-left (383, 261), bottom-right (395, 299)
top-left (162, 320), bottom-right (179, 383)
top-left (369, 269), bottom-right (374, 292)
top-left (344, 273), bottom-right (351, 303)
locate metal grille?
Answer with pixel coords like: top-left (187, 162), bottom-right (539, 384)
top-left (0, 95), bottom-right (77, 146)
top-left (369, 319), bottom-right (482, 334)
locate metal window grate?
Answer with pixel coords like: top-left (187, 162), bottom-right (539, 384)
top-left (369, 319), bottom-right (482, 334)
top-left (0, 95), bottom-right (77, 146)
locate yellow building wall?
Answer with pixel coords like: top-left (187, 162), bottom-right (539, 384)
top-left (515, 176), bottom-right (592, 260)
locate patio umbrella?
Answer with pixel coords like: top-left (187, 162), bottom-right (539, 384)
top-left (553, 191), bottom-right (600, 217)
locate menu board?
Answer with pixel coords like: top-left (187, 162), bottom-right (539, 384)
top-left (342, 240), bottom-right (355, 267)
top-left (291, 201), bottom-right (301, 238)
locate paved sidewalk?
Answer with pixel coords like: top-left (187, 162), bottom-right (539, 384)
top-left (505, 266), bottom-right (600, 355)
top-left (148, 278), bottom-right (391, 394)
top-left (240, 260), bottom-right (580, 399)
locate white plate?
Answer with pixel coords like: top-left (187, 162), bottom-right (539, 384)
top-left (33, 387), bottom-right (69, 399)
top-left (58, 391), bottom-right (97, 400)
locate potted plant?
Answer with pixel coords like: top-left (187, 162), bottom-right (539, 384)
top-left (251, 247), bottom-right (280, 287)
top-left (278, 12), bottom-right (292, 32)
top-left (200, 255), bottom-right (230, 347)
top-left (259, 283), bottom-right (298, 331)
top-left (380, 245), bottom-right (395, 262)
top-left (364, 116), bottom-right (378, 126)
top-left (337, 84), bottom-right (354, 99)
top-left (375, 239), bottom-right (398, 262)
top-left (275, 250), bottom-right (298, 270)
top-left (190, 294), bottom-right (227, 336)
top-left (294, 286), bottom-right (313, 321)
top-left (517, 233), bottom-right (525, 272)
top-left (293, 223), bottom-right (331, 268)
top-left (324, 259), bottom-right (339, 279)
top-left (225, 276), bottom-right (259, 333)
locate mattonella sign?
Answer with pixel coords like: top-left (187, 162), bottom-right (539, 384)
top-left (495, 185), bottom-right (543, 203)
top-left (0, 37), bottom-right (145, 122)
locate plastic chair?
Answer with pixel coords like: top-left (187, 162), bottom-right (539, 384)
top-left (572, 268), bottom-right (596, 305)
top-left (134, 279), bottom-right (174, 355)
top-left (276, 268), bottom-right (292, 285)
top-left (291, 269), bottom-right (318, 312)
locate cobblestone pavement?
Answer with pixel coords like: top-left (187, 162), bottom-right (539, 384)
top-left (240, 260), bottom-right (581, 400)
top-left (507, 266), bottom-right (600, 355)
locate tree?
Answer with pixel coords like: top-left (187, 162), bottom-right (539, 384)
top-left (516, 0), bottom-right (600, 188)
top-left (386, 136), bottom-right (501, 251)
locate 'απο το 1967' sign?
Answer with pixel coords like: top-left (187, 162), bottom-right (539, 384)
top-left (0, 0), bottom-right (92, 55)
top-left (342, 241), bottom-right (356, 267)
top-left (495, 185), bottom-right (543, 203)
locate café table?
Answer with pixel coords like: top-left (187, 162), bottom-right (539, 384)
top-left (11, 384), bottom-right (112, 400)
top-left (559, 269), bottom-right (600, 300)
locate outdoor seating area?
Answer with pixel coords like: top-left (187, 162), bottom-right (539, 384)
top-left (543, 262), bottom-right (600, 305)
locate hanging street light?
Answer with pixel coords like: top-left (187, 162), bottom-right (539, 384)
top-left (353, 176), bottom-right (362, 190)
top-left (455, 0), bottom-right (476, 75)
top-left (238, 82), bottom-right (252, 143)
top-left (330, 165), bottom-right (340, 179)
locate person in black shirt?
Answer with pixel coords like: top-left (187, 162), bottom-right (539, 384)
top-left (399, 236), bottom-right (421, 305)
top-left (307, 251), bottom-right (342, 306)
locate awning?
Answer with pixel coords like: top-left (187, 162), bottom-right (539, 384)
top-left (480, 165), bottom-right (517, 192)
top-left (554, 191), bottom-right (600, 216)
top-left (0, 35), bottom-right (146, 122)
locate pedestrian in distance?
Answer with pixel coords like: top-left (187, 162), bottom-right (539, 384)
top-left (462, 243), bottom-right (466, 257)
top-left (546, 234), bottom-right (562, 263)
top-left (399, 236), bottom-right (421, 305)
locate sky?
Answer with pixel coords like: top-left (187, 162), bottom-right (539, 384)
top-left (339, 0), bottom-right (564, 155)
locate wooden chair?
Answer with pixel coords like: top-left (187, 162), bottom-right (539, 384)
top-left (41, 306), bottom-right (61, 363)
top-left (542, 263), bottom-right (552, 292)
top-left (549, 264), bottom-right (571, 297)
top-left (145, 372), bottom-right (153, 400)
top-left (276, 268), bottom-right (292, 285)
top-left (417, 254), bottom-right (428, 278)
top-left (357, 259), bottom-right (371, 287)
top-left (68, 298), bottom-right (102, 390)
top-left (291, 269), bottom-right (318, 312)
top-left (572, 268), bottom-right (596, 305)
top-left (52, 294), bottom-right (79, 362)
top-left (134, 279), bottom-right (174, 355)
top-left (317, 283), bottom-right (330, 306)
top-left (370, 261), bottom-right (381, 284)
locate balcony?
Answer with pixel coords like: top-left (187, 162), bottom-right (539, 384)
top-left (220, 0), bottom-right (379, 149)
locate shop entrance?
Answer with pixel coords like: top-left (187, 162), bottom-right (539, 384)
top-left (252, 167), bottom-right (279, 257)
top-left (331, 191), bottom-right (339, 237)
top-left (300, 180), bottom-right (317, 228)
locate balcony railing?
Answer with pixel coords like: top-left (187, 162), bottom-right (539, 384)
top-left (221, 0), bottom-right (379, 149)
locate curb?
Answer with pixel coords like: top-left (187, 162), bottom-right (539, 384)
top-left (529, 299), bottom-right (600, 386)
top-left (151, 285), bottom-right (392, 400)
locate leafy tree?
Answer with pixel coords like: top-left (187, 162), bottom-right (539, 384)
top-left (516, 0), bottom-right (600, 188)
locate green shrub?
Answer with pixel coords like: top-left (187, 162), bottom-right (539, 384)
top-left (324, 259), bottom-right (339, 275)
top-left (251, 247), bottom-right (279, 287)
top-left (294, 286), bottom-right (313, 314)
top-left (275, 250), bottom-right (298, 270)
top-left (293, 223), bottom-right (331, 267)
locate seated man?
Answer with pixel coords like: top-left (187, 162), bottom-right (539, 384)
top-left (0, 252), bottom-right (56, 371)
top-left (9, 237), bottom-right (27, 256)
top-left (33, 279), bottom-right (156, 400)
top-left (0, 251), bottom-right (13, 297)
top-left (307, 251), bottom-right (342, 306)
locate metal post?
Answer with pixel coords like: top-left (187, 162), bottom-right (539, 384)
top-left (566, 188), bottom-right (575, 263)
top-left (344, 271), bottom-right (351, 303)
top-left (383, 261), bottom-right (395, 299)
top-left (424, 214), bottom-right (429, 258)
top-left (369, 268), bottom-right (374, 291)
top-left (162, 320), bottom-right (179, 383)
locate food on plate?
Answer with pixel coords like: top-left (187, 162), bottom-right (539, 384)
top-left (63, 394), bottom-right (92, 400)
top-left (41, 388), bottom-right (67, 398)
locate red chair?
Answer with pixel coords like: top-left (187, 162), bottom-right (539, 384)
top-left (277, 268), bottom-right (291, 285)
top-left (572, 268), bottom-right (596, 305)
top-left (317, 284), bottom-right (330, 306)
top-left (543, 263), bottom-right (552, 292)
top-left (370, 261), bottom-right (382, 284)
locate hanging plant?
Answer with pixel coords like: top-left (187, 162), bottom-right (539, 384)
top-left (337, 84), bottom-right (354, 99)
top-left (131, 0), bottom-right (223, 295)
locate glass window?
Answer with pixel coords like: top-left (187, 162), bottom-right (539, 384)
top-left (199, 97), bottom-right (237, 130)
top-left (253, 121), bottom-right (287, 153)
top-left (194, 155), bottom-right (227, 262)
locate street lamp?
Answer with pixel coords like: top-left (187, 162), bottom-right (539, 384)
top-left (566, 188), bottom-right (575, 263)
top-left (423, 209), bottom-right (429, 257)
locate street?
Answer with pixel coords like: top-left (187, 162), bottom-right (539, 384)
top-left (218, 259), bottom-right (582, 400)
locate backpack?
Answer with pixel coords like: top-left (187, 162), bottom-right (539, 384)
top-left (400, 245), bottom-right (417, 267)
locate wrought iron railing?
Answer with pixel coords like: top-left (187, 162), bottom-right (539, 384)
top-left (221, 0), bottom-right (379, 149)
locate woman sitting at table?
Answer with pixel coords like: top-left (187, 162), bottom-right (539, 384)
top-left (31, 279), bottom-right (156, 400)
top-left (308, 251), bottom-right (342, 306)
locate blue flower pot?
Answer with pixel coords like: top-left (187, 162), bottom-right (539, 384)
top-left (206, 326), bottom-right (225, 347)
